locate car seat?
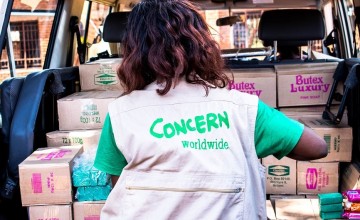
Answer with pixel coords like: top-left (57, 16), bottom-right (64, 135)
top-left (0, 67), bottom-right (79, 200)
top-left (258, 9), bottom-right (325, 61)
top-left (102, 11), bottom-right (130, 44)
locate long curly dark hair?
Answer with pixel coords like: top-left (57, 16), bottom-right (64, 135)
top-left (118, 0), bottom-right (230, 95)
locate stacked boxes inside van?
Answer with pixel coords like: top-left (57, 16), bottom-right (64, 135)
top-left (230, 62), bottom-right (355, 219)
top-left (22, 58), bottom-right (123, 219)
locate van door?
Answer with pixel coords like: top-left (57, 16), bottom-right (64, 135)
top-left (335, 0), bottom-right (360, 163)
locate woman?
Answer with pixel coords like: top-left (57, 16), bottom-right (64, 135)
top-left (94, 0), bottom-right (327, 219)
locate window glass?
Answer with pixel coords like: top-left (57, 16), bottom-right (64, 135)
top-left (199, 8), bottom-right (324, 56)
top-left (200, 9), bottom-right (262, 50)
top-left (74, 1), bottom-right (111, 65)
top-left (0, 0), bottom-right (58, 82)
top-left (345, 0), bottom-right (360, 57)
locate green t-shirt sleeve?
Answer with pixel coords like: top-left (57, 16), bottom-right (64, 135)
top-left (94, 113), bottom-right (127, 176)
top-left (255, 100), bottom-right (304, 159)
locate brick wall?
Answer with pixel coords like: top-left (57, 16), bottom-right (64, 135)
top-left (219, 10), bottom-right (232, 49)
top-left (13, 0), bottom-right (58, 11)
top-left (0, 1), bottom-right (55, 81)
top-left (38, 17), bottom-right (53, 65)
top-left (201, 10), bottom-right (234, 49)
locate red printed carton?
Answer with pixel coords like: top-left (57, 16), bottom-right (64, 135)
top-left (297, 161), bottom-right (339, 194)
top-left (73, 201), bottom-right (105, 220)
top-left (225, 68), bottom-right (277, 107)
top-left (275, 62), bottom-right (339, 107)
top-left (28, 204), bottom-right (72, 220)
top-left (19, 145), bottom-right (83, 206)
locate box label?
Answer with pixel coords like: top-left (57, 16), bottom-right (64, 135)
top-left (80, 104), bottom-right (102, 125)
top-left (277, 72), bottom-right (334, 107)
top-left (229, 80), bottom-right (262, 96)
top-left (37, 149), bottom-right (72, 160)
top-left (47, 172), bottom-right (55, 193)
top-left (62, 137), bottom-right (84, 145)
top-left (31, 173), bottom-right (43, 193)
top-left (268, 165), bottom-right (290, 176)
top-left (94, 64), bottom-right (118, 86)
top-left (306, 168), bottom-right (318, 189)
top-left (94, 73), bottom-right (118, 86)
top-left (290, 75), bottom-right (330, 94)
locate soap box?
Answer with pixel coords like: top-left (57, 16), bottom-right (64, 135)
top-left (275, 62), bottom-right (339, 107)
top-left (73, 201), bottom-right (105, 220)
top-left (297, 161), bottom-right (339, 194)
top-left (57, 90), bottom-right (122, 130)
top-left (262, 155), bottom-right (297, 194)
top-left (79, 58), bottom-right (123, 91)
top-left (46, 129), bottom-right (101, 151)
top-left (19, 145), bottom-right (83, 206)
top-left (28, 204), bottom-right (72, 220)
top-left (225, 68), bottom-right (277, 107)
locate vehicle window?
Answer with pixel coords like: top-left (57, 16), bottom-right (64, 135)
top-left (73, 1), bottom-right (111, 65)
top-left (345, 0), bottom-right (360, 58)
top-left (199, 8), bottom-right (324, 58)
top-left (200, 9), bottom-right (262, 50)
top-left (0, 0), bottom-right (59, 82)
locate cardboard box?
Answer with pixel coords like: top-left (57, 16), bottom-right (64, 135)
top-left (275, 199), bottom-right (320, 219)
top-left (279, 105), bottom-right (343, 121)
top-left (73, 201), bottom-right (105, 220)
top-left (225, 68), bottom-right (277, 107)
top-left (297, 161), bottom-right (339, 194)
top-left (28, 204), bottom-right (72, 220)
top-left (262, 155), bottom-right (297, 194)
top-left (299, 117), bottom-right (353, 162)
top-left (266, 200), bottom-right (276, 220)
top-left (46, 129), bottom-right (101, 151)
top-left (310, 198), bottom-right (320, 218)
top-left (57, 91), bottom-right (122, 131)
top-left (19, 146), bottom-right (83, 206)
top-left (341, 163), bottom-right (360, 192)
top-left (79, 58), bottom-right (123, 91)
top-left (275, 62), bottom-right (339, 107)
top-left (280, 106), bottom-right (324, 120)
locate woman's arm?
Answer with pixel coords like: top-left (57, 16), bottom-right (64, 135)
top-left (111, 175), bottom-right (120, 187)
top-left (286, 126), bottom-right (328, 160)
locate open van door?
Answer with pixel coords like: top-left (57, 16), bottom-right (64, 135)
top-left (334, 0), bottom-right (360, 163)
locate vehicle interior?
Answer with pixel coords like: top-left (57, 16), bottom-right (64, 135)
top-left (1, 0), bottom-right (360, 219)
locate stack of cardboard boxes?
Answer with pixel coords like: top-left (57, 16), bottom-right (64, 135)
top-left (227, 62), bottom-right (354, 219)
top-left (20, 59), bottom-right (355, 219)
top-left (60, 58), bottom-right (123, 219)
top-left (19, 58), bottom-right (123, 219)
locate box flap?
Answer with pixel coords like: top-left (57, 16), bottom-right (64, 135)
top-left (58, 91), bottom-right (122, 101)
top-left (300, 117), bottom-right (351, 129)
top-left (19, 145), bottom-right (83, 167)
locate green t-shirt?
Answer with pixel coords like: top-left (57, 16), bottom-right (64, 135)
top-left (94, 100), bottom-right (304, 176)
